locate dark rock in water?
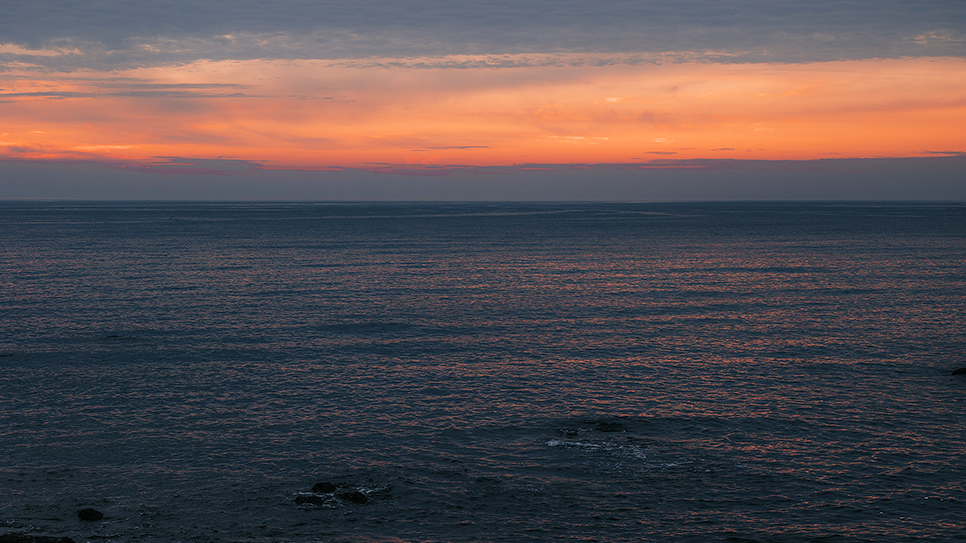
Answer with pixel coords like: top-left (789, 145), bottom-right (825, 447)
top-left (77, 508), bottom-right (103, 521)
top-left (952, 368), bottom-right (966, 376)
top-left (311, 481), bottom-right (338, 493)
top-left (0, 535), bottom-right (76, 543)
top-left (594, 421), bottom-right (625, 432)
top-left (337, 490), bottom-right (368, 504)
top-left (294, 494), bottom-right (329, 506)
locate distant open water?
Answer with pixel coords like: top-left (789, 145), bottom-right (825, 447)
top-left (1, 202), bottom-right (965, 542)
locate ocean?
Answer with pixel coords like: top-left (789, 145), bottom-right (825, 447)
top-left (1, 202), bottom-right (964, 542)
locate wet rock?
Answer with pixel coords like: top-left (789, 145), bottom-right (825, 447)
top-left (0, 535), bottom-right (76, 543)
top-left (336, 490), bottom-right (368, 504)
top-left (294, 495), bottom-right (329, 506)
top-left (311, 481), bottom-right (338, 493)
top-left (77, 508), bottom-right (103, 521)
top-left (952, 368), bottom-right (966, 376)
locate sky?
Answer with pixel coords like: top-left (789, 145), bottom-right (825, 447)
top-left (1, 0), bottom-right (965, 200)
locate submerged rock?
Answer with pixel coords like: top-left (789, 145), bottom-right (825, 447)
top-left (594, 421), bottom-right (625, 433)
top-left (0, 535), bottom-right (76, 543)
top-left (77, 508), bottom-right (103, 521)
top-left (294, 495), bottom-right (330, 506)
top-left (336, 490), bottom-right (368, 504)
top-left (311, 481), bottom-right (338, 493)
top-left (299, 480), bottom-right (389, 507)
top-left (952, 368), bottom-right (966, 376)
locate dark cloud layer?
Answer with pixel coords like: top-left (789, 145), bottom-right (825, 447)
top-left (3, 0), bottom-right (965, 69)
top-left (3, 155), bottom-right (965, 201)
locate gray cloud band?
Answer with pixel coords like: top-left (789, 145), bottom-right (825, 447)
top-left (1, 0), bottom-right (964, 70)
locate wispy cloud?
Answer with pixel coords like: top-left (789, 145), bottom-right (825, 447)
top-left (1, 0), bottom-right (964, 71)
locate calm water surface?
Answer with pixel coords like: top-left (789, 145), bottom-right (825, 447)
top-left (1, 202), bottom-right (965, 542)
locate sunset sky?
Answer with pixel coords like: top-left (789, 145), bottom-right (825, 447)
top-left (2, 0), bottom-right (964, 199)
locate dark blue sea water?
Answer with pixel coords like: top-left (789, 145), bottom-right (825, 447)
top-left (2, 202), bottom-right (965, 543)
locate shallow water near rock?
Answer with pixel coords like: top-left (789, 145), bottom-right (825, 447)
top-left (1, 202), bottom-right (965, 542)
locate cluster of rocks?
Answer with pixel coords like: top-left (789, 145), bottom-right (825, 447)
top-left (294, 481), bottom-right (390, 507)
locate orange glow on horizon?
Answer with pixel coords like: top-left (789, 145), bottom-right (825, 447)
top-left (1, 56), bottom-right (964, 171)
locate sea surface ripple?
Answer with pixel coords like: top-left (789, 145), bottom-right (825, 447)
top-left (1, 202), bottom-right (965, 542)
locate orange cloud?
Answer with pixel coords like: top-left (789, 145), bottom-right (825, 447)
top-left (1, 56), bottom-right (964, 171)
